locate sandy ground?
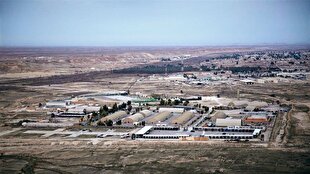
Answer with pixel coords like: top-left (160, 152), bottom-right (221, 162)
top-left (0, 47), bottom-right (309, 173)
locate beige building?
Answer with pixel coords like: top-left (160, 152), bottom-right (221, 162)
top-left (170, 111), bottom-right (194, 125)
top-left (147, 111), bottom-right (172, 124)
top-left (100, 111), bottom-right (127, 124)
top-left (123, 110), bottom-right (152, 124)
top-left (215, 118), bottom-right (242, 127)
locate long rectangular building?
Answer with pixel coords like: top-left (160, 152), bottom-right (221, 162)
top-left (215, 118), bottom-right (242, 127)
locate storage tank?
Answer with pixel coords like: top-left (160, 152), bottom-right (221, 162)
top-left (147, 111), bottom-right (172, 124)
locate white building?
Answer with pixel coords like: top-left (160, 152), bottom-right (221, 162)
top-left (45, 100), bottom-right (69, 108)
top-left (158, 107), bottom-right (184, 113)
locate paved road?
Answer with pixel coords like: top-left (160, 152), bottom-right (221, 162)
top-left (0, 128), bottom-right (21, 137)
top-left (193, 107), bottom-right (213, 127)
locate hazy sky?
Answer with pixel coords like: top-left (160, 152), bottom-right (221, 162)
top-left (0, 0), bottom-right (309, 46)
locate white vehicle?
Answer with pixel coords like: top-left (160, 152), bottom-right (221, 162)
top-left (121, 133), bottom-right (130, 139)
top-left (156, 123), bottom-right (167, 127)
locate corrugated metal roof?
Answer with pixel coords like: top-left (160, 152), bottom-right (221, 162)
top-left (135, 126), bottom-right (153, 135)
top-left (147, 111), bottom-right (172, 124)
top-left (170, 111), bottom-right (194, 125)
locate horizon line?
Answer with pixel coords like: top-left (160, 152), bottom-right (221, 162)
top-left (1, 43), bottom-right (310, 48)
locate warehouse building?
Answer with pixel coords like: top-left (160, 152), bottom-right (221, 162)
top-left (55, 112), bottom-right (86, 117)
top-left (244, 116), bottom-right (269, 124)
top-left (143, 134), bottom-right (189, 139)
top-left (158, 107), bottom-right (184, 113)
top-left (207, 134), bottom-right (254, 140)
top-left (123, 110), bottom-right (153, 124)
top-left (22, 122), bottom-right (74, 128)
top-left (195, 126), bottom-right (256, 132)
top-left (46, 100), bottom-right (69, 108)
top-left (146, 111), bottom-right (172, 124)
top-left (216, 118), bottom-right (242, 127)
top-left (211, 111), bottom-right (227, 122)
top-left (170, 111), bottom-right (195, 125)
top-left (132, 125), bottom-right (262, 140)
top-left (99, 111), bottom-right (127, 124)
top-left (133, 126), bottom-right (153, 138)
top-left (67, 105), bottom-right (100, 114)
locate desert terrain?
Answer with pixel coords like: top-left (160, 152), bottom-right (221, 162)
top-left (0, 46), bottom-right (309, 174)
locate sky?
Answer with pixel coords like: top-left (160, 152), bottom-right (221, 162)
top-left (0, 0), bottom-right (309, 46)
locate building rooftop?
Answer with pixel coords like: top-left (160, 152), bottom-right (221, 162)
top-left (135, 126), bottom-right (153, 135)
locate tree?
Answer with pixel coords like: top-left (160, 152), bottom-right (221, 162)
top-left (127, 105), bottom-right (132, 112)
top-left (183, 100), bottom-right (189, 106)
top-left (92, 111), bottom-right (98, 117)
top-left (121, 102), bottom-right (127, 109)
top-left (116, 120), bottom-right (122, 125)
top-left (111, 103), bottom-right (118, 113)
top-left (173, 99), bottom-right (180, 105)
top-left (151, 94), bottom-right (161, 99)
top-left (99, 107), bottom-right (108, 117)
top-left (118, 102), bottom-right (127, 110)
top-left (105, 120), bottom-right (113, 126)
top-left (203, 106), bottom-right (209, 112)
top-left (160, 99), bottom-right (165, 105)
top-left (103, 105), bottom-right (109, 111)
top-left (99, 105), bottom-right (109, 116)
top-left (167, 99), bottom-right (172, 106)
top-left (99, 107), bottom-right (103, 115)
